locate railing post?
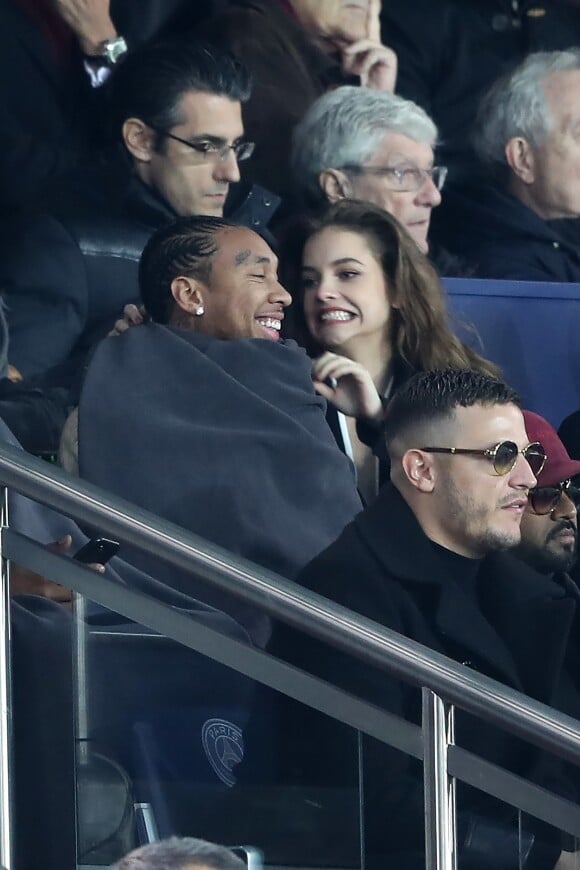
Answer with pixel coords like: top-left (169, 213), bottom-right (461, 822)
top-left (0, 489), bottom-right (13, 869)
top-left (422, 688), bottom-right (456, 870)
top-left (73, 592), bottom-right (89, 765)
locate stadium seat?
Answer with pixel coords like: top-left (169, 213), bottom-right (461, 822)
top-left (445, 278), bottom-right (580, 426)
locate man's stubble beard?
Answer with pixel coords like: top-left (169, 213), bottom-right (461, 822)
top-left (515, 521), bottom-right (578, 575)
top-left (441, 477), bottom-right (522, 557)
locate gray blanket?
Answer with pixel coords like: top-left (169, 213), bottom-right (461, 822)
top-left (78, 326), bottom-right (362, 645)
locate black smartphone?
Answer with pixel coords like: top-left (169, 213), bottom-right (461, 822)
top-left (74, 537), bottom-right (120, 565)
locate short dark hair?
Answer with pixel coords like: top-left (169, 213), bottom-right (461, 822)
top-left (111, 836), bottom-right (247, 870)
top-left (384, 369), bottom-right (521, 448)
top-left (139, 215), bottom-right (235, 323)
top-left (107, 39), bottom-right (252, 146)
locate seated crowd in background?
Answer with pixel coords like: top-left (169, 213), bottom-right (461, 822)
top-left (0, 2), bottom-right (580, 869)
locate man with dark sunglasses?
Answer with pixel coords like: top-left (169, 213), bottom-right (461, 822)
top-left (273, 369), bottom-right (580, 869)
top-left (514, 410), bottom-right (580, 579)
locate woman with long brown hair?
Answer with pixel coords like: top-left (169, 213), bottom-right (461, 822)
top-left (281, 199), bottom-right (498, 502)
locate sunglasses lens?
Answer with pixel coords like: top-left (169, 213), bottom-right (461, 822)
top-left (530, 487), bottom-right (560, 515)
top-left (493, 441), bottom-right (518, 474)
top-left (523, 443), bottom-right (547, 476)
top-left (530, 481), bottom-right (580, 515)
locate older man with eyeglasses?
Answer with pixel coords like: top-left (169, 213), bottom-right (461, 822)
top-left (291, 85), bottom-right (445, 256)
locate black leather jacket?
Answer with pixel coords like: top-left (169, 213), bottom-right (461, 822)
top-left (0, 160), bottom-right (280, 377)
top-left (0, 160), bottom-right (280, 452)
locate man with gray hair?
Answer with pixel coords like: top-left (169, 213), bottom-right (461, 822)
top-left (291, 85), bottom-right (446, 253)
top-left (111, 836), bottom-right (247, 870)
top-left (441, 49), bottom-right (580, 282)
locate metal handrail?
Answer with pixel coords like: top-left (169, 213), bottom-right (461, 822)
top-left (1, 442), bottom-right (580, 766)
top-left (5, 442), bottom-right (580, 869)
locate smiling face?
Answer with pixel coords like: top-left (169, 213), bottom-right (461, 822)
top-left (516, 486), bottom-right (578, 574)
top-left (133, 90), bottom-right (245, 217)
top-left (193, 226), bottom-right (291, 341)
top-left (344, 132), bottom-right (441, 253)
top-left (301, 227), bottom-right (392, 355)
top-left (418, 404), bottom-right (538, 558)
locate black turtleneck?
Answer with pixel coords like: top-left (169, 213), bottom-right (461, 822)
top-left (429, 539), bottom-right (483, 601)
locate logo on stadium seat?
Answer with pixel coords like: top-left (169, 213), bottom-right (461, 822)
top-left (201, 718), bottom-right (244, 787)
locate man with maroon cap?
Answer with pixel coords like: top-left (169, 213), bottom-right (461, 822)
top-left (514, 410), bottom-right (580, 579)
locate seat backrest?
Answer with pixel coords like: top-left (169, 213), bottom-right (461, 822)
top-left (445, 278), bottom-right (580, 426)
top-left (85, 617), bottom-right (255, 775)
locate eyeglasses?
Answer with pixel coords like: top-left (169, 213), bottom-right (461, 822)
top-left (420, 441), bottom-right (547, 476)
top-left (340, 164), bottom-right (448, 193)
top-left (529, 479), bottom-right (580, 515)
top-left (149, 127), bottom-right (255, 163)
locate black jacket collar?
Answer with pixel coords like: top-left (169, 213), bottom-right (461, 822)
top-left (354, 484), bottom-right (576, 694)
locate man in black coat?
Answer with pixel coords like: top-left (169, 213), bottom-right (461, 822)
top-left (274, 369), bottom-right (579, 868)
top-left (0, 0), bottom-right (217, 213)
top-left (437, 50), bottom-right (580, 281)
top-left (0, 37), bottom-right (277, 381)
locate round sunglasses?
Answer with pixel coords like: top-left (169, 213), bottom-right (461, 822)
top-left (529, 478), bottom-right (580, 515)
top-left (421, 440), bottom-right (547, 476)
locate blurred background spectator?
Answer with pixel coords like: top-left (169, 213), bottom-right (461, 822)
top-left (381, 0), bottom-right (580, 255)
top-left (111, 836), bottom-right (247, 870)
top-left (441, 50), bottom-right (580, 280)
top-left (381, 0), bottom-right (580, 184)
top-left (198, 0), bottom-right (396, 219)
top-left (0, 0), bottom-right (216, 215)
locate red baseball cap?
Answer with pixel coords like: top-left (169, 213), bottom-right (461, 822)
top-left (523, 410), bottom-right (580, 487)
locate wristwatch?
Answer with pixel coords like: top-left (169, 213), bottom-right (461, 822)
top-left (96, 35), bottom-right (128, 65)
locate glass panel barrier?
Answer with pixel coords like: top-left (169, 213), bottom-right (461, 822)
top-left (450, 715), bottom-right (580, 870)
top-left (3, 466), bottom-right (580, 870)
top-left (518, 814), bottom-right (580, 870)
top-left (73, 592), bottom-right (371, 869)
top-left (359, 727), bottom-right (427, 868)
top-left (68, 579), bottom-right (580, 870)
top-left (449, 796), bottom-right (580, 869)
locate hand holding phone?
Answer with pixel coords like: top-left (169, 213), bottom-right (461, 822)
top-left (74, 537), bottom-right (119, 565)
